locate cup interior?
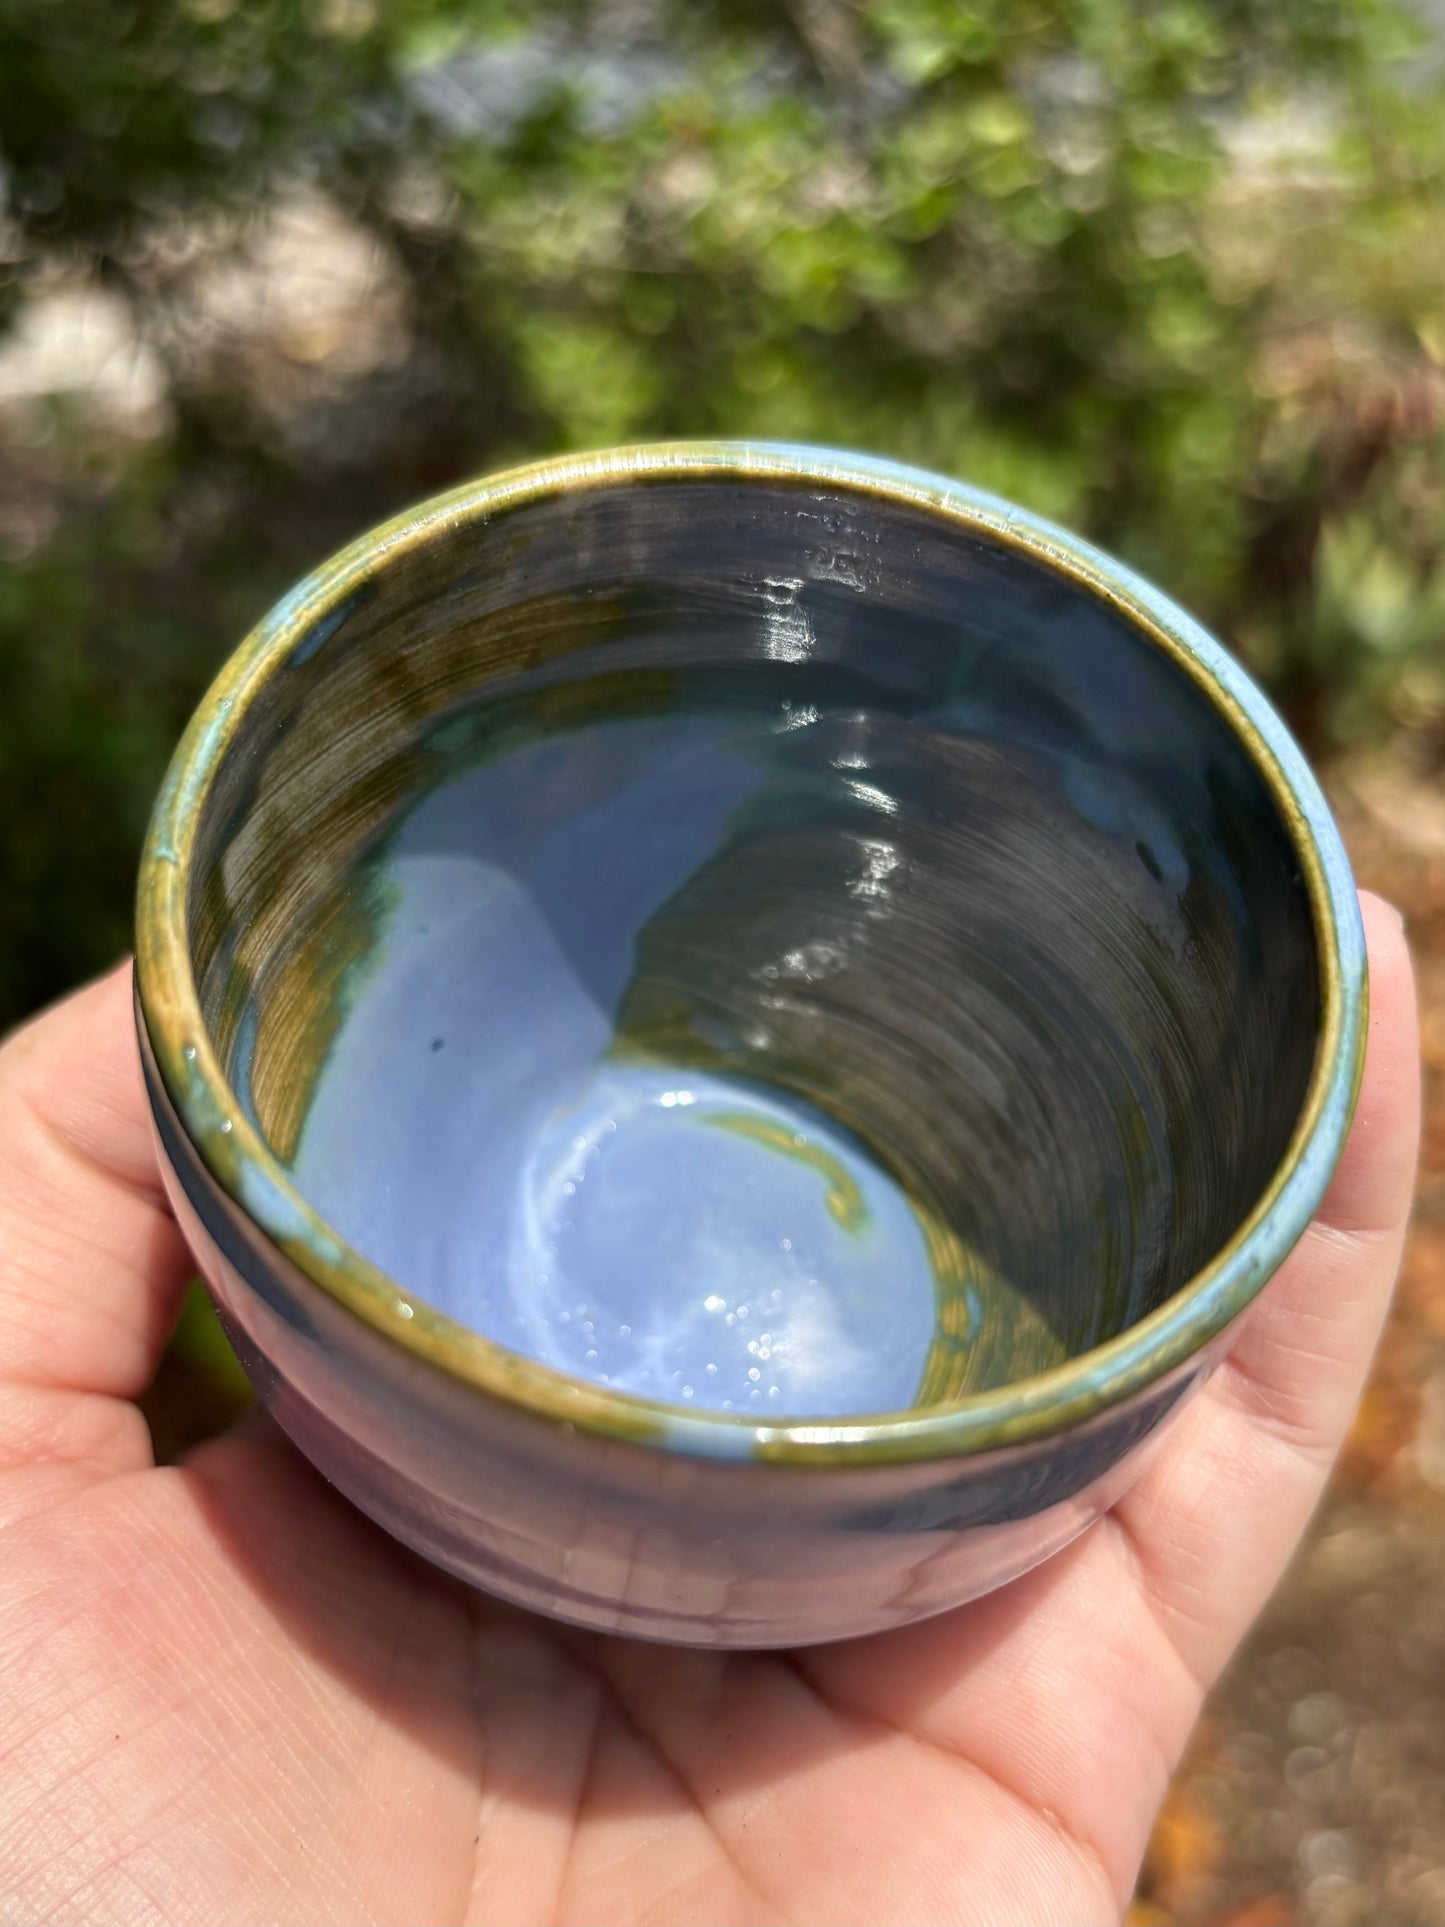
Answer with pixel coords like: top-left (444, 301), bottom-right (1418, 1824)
top-left (185, 473), bottom-right (1321, 1419)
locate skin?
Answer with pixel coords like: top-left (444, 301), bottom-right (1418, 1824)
top-left (0, 893), bottom-right (1418, 1927)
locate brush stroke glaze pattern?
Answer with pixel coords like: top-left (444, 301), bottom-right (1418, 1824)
top-left (136, 443), bottom-right (1365, 1646)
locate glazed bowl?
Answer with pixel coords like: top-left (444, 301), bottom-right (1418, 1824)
top-left (135, 443), bottom-right (1366, 1648)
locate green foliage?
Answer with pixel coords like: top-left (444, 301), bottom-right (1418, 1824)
top-left (1, 0), bottom-right (1443, 1026)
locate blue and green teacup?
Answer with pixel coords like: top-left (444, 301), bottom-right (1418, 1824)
top-left (136, 444), bottom-right (1365, 1647)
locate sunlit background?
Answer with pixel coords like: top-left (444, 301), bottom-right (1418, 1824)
top-left (2, 4), bottom-right (1443, 1919)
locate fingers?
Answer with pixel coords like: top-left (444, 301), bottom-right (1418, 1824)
top-left (0, 965), bottom-right (191, 1404)
top-left (1110, 889), bottom-right (1419, 1690)
top-left (808, 892), bottom-right (1419, 1910)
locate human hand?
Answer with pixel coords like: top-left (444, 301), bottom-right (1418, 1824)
top-left (0, 895), bottom-right (1417, 1926)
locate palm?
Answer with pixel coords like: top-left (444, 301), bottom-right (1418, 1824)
top-left (4, 1440), bottom-right (1083, 1925)
top-left (1, 1430), bottom-right (1154, 1924)
top-left (0, 903), bottom-right (1418, 1927)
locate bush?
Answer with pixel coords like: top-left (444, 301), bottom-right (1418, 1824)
top-left (1, 0), bottom-right (1442, 1024)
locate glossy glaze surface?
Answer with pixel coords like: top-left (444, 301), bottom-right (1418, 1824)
top-left (289, 718), bottom-right (957, 1419)
top-left (282, 646), bottom-right (1312, 1419)
top-left (136, 443), bottom-right (1366, 1644)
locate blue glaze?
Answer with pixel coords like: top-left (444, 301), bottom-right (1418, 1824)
top-left (292, 716), bottom-right (945, 1417)
top-left (286, 579), bottom-right (376, 668)
top-left (308, 1052), bottom-right (939, 1415)
top-left (230, 998), bottom-right (261, 1132)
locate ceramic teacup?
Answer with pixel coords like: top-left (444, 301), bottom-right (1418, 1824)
top-left (135, 443), bottom-right (1366, 1647)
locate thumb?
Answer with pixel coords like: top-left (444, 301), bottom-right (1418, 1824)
top-left (0, 965), bottom-right (191, 1416)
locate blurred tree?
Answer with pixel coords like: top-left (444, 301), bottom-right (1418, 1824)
top-left (0, 0), bottom-right (1443, 1023)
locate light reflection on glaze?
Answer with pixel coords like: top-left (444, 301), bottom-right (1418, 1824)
top-left (508, 1065), bottom-right (934, 1413)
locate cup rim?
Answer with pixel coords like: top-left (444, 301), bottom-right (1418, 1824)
top-left (135, 440), bottom-right (1367, 1466)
